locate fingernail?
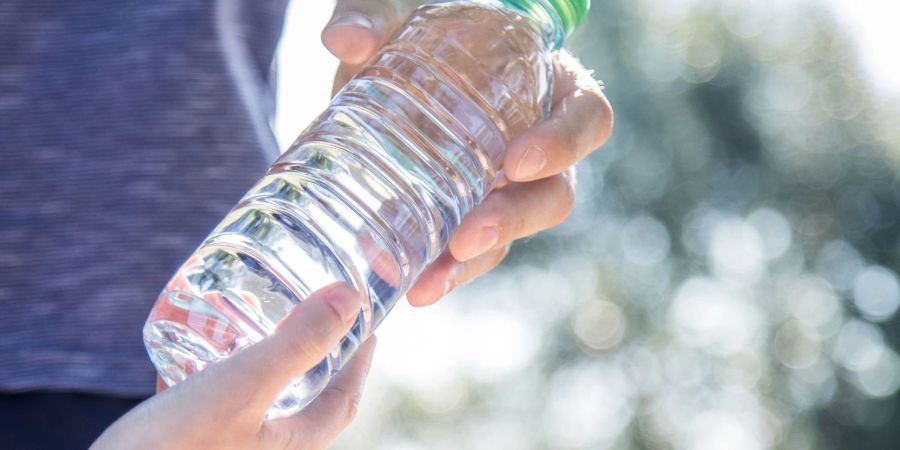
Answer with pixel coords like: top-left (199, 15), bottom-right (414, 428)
top-left (514, 145), bottom-right (547, 179)
top-left (325, 283), bottom-right (361, 323)
top-left (327, 13), bottom-right (374, 29)
top-left (468, 227), bottom-right (500, 260)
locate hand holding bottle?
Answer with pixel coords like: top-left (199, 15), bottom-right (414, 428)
top-left (95, 284), bottom-right (375, 450)
top-left (321, 0), bottom-right (614, 306)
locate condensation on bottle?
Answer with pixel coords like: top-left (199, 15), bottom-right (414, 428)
top-left (144, 0), bottom-right (588, 417)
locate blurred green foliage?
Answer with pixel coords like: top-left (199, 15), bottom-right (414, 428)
top-left (334, 0), bottom-right (900, 448)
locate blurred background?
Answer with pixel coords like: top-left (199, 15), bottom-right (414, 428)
top-left (275, 1), bottom-right (900, 449)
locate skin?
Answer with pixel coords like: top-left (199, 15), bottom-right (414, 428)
top-left (93, 1), bottom-right (613, 448)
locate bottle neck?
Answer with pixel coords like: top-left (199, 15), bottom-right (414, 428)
top-left (499, 0), bottom-right (568, 49)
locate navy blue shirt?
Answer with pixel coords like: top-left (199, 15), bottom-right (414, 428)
top-left (0, 0), bottom-right (289, 396)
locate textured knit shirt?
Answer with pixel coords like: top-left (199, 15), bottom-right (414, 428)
top-left (0, 0), bottom-right (289, 396)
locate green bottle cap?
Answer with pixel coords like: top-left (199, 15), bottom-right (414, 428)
top-left (547, 0), bottom-right (590, 38)
top-left (501, 0), bottom-right (590, 48)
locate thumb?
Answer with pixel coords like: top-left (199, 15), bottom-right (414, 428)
top-left (186, 283), bottom-right (362, 419)
top-left (321, 0), bottom-right (420, 65)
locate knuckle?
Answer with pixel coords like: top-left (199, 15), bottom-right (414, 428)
top-left (287, 325), bottom-right (332, 363)
top-left (325, 386), bottom-right (363, 425)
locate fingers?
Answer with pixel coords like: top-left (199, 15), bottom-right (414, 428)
top-left (448, 172), bottom-right (576, 261)
top-left (190, 283), bottom-right (362, 418)
top-left (503, 51), bottom-right (613, 182)
top-left (322, 0), bottom-right (421, 65)
top-left (407, 245), bottom-right (510, 307)
top-left (265, 337), bottom-right (377, 449)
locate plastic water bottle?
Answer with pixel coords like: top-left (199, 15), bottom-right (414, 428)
top-left (144, 0), bottom-right (589, 417)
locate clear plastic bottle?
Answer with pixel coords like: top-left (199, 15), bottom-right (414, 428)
top-left (144, 0), bottom-right (589, 417)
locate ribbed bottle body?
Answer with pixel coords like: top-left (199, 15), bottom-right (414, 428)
top-left (144, 1), bottom-right (552, 416)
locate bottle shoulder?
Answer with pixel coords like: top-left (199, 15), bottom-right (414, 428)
top-left (386, 1), bottom-right (554, 138)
